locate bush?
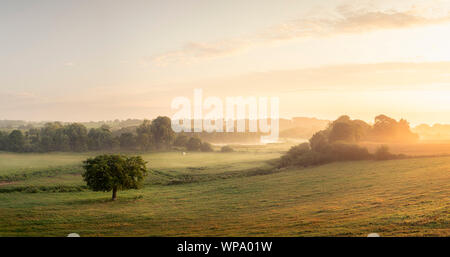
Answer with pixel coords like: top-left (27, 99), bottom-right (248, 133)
top-left (327, 143), bottom-right (371, 161)
top-left (24, 186), bottom-right (39, 193)
top-left (279, 143), bottom-right (311, 167)
top-left (200, 142), bottom-right (214, 152)
top-left (279, 142), bottom-right (371, 168)
top-left (287, 143), bottom-right (310, 156)
top-left (374, 145), bottom-right (396, 161)
top-left (186, 137), bottom-right (202, 151)
top-left (280, 149), bottom-right (335, 167)
top-left (220, 145), bottom-right (234, 152)
top-left (309, 131), bottom-right (330, 153)
top-left (174, 134), bottom-right (189, 147)
top-left (285, 150), bottom-right (333, 167)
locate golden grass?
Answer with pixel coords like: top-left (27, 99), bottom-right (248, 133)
top-left (0, 152), bottom-right (448, 237)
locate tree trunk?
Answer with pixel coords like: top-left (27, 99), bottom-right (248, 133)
top-left (112, 187), bottom-right (117, 201)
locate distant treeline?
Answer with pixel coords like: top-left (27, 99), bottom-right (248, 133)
top-left (169, 117), bottom-right (328, 143)
top-left (318, 114), bottom-right (419, 143)
top-left (0, 117), bottom-right (175, 152)
top-left (413, 123), bottom-right (450, 141)
top-left (0, 117), bottom-right (330, 144)
top-left (0, 117), bottom-right (330, 151)
top-left (0, 119), bottom-right (143, 131)
top-left (279, 114), bottom-right (417, 167)
top-left (0, 116), bottom-right (238, 153)
top-left (0, 114), bottom-right (419, 153)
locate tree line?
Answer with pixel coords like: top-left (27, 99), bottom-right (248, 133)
top-left (279, 114), bottom-right (414, 167)
top-left (322, 114), bottom-right (419, 143)
top-left (0, 116), bottom-right (215, 153)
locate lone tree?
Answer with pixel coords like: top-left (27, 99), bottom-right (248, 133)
top-left (82, 155), bottom-right (147, 200)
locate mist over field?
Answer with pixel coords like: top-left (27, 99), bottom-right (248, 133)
top-left (0, 114), bottom-right (449, 236)
top-left (1, 0), bottom-right (449, 237)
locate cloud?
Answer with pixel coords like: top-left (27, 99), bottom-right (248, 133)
top-left (0, 91), bottom-right (45, 103)
top-left (3, 62), bottom-right (450, 121)
top-left (152, 39), bottom-right (251, 66)
top-left (251, 62), bottom-right (450, 92)
top-left (326, 10), bottom-right (450, 34)
top-left (151, 5), bottom-right (450, 66)
top-left (168, 61), bottom-right (450, 96)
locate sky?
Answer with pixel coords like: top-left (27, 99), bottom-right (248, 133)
top-left (1, 0), bottom-right (450, 125)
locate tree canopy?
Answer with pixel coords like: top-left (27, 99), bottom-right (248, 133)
top-left (0, 116), bottom-right (185, 152)
top-left (82, 155), bottom-right (147, 200)
top-left (321, 114), bottom-right (418, 144)
top-left (279, 114), bottom-right (411, 168)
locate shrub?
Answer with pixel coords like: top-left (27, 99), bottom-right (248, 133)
top-left (279, 143), bottom-right (311, 167)
top-left (279, 142), bottom-right (371, 168)
top-left (174, 134), bottom-right (189, 147)
top-left (327, 143), bottom-right (372, 161)
top-left (186, 137), bottom-right (202, 151)
top-left (220, 145), bottom-right (234, 152)
top-left (287, 143), bottom-right (310, 156)
top-left (290, 150), bottom-right (333, 167)
top-left (200, 142), bottom-right (214, 152)
top-left (24, 186), bottom-right (39, 193)
top-left (374, 145), bottom-right (396, 161)
top-left (309, 131), bottom-right (330, 153)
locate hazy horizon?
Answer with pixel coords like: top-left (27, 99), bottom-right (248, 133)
top-left (1, 113), bottom-right (448, 128)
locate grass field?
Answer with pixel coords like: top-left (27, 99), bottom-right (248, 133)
top-left (0, 145), bottom-right (449, 236)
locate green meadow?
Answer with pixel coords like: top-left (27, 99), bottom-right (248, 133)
top-left (0, 145), bottom-right (448, 236)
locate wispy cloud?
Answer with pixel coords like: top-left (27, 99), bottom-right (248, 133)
top-left (3, 62), bottom-right (450, 121)
top-left (152, 39), bottom-right (252, 66)
top-left (176, 61), bottom-right (450, 96)
top-left (151, 5), bottom-right (450, 66)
